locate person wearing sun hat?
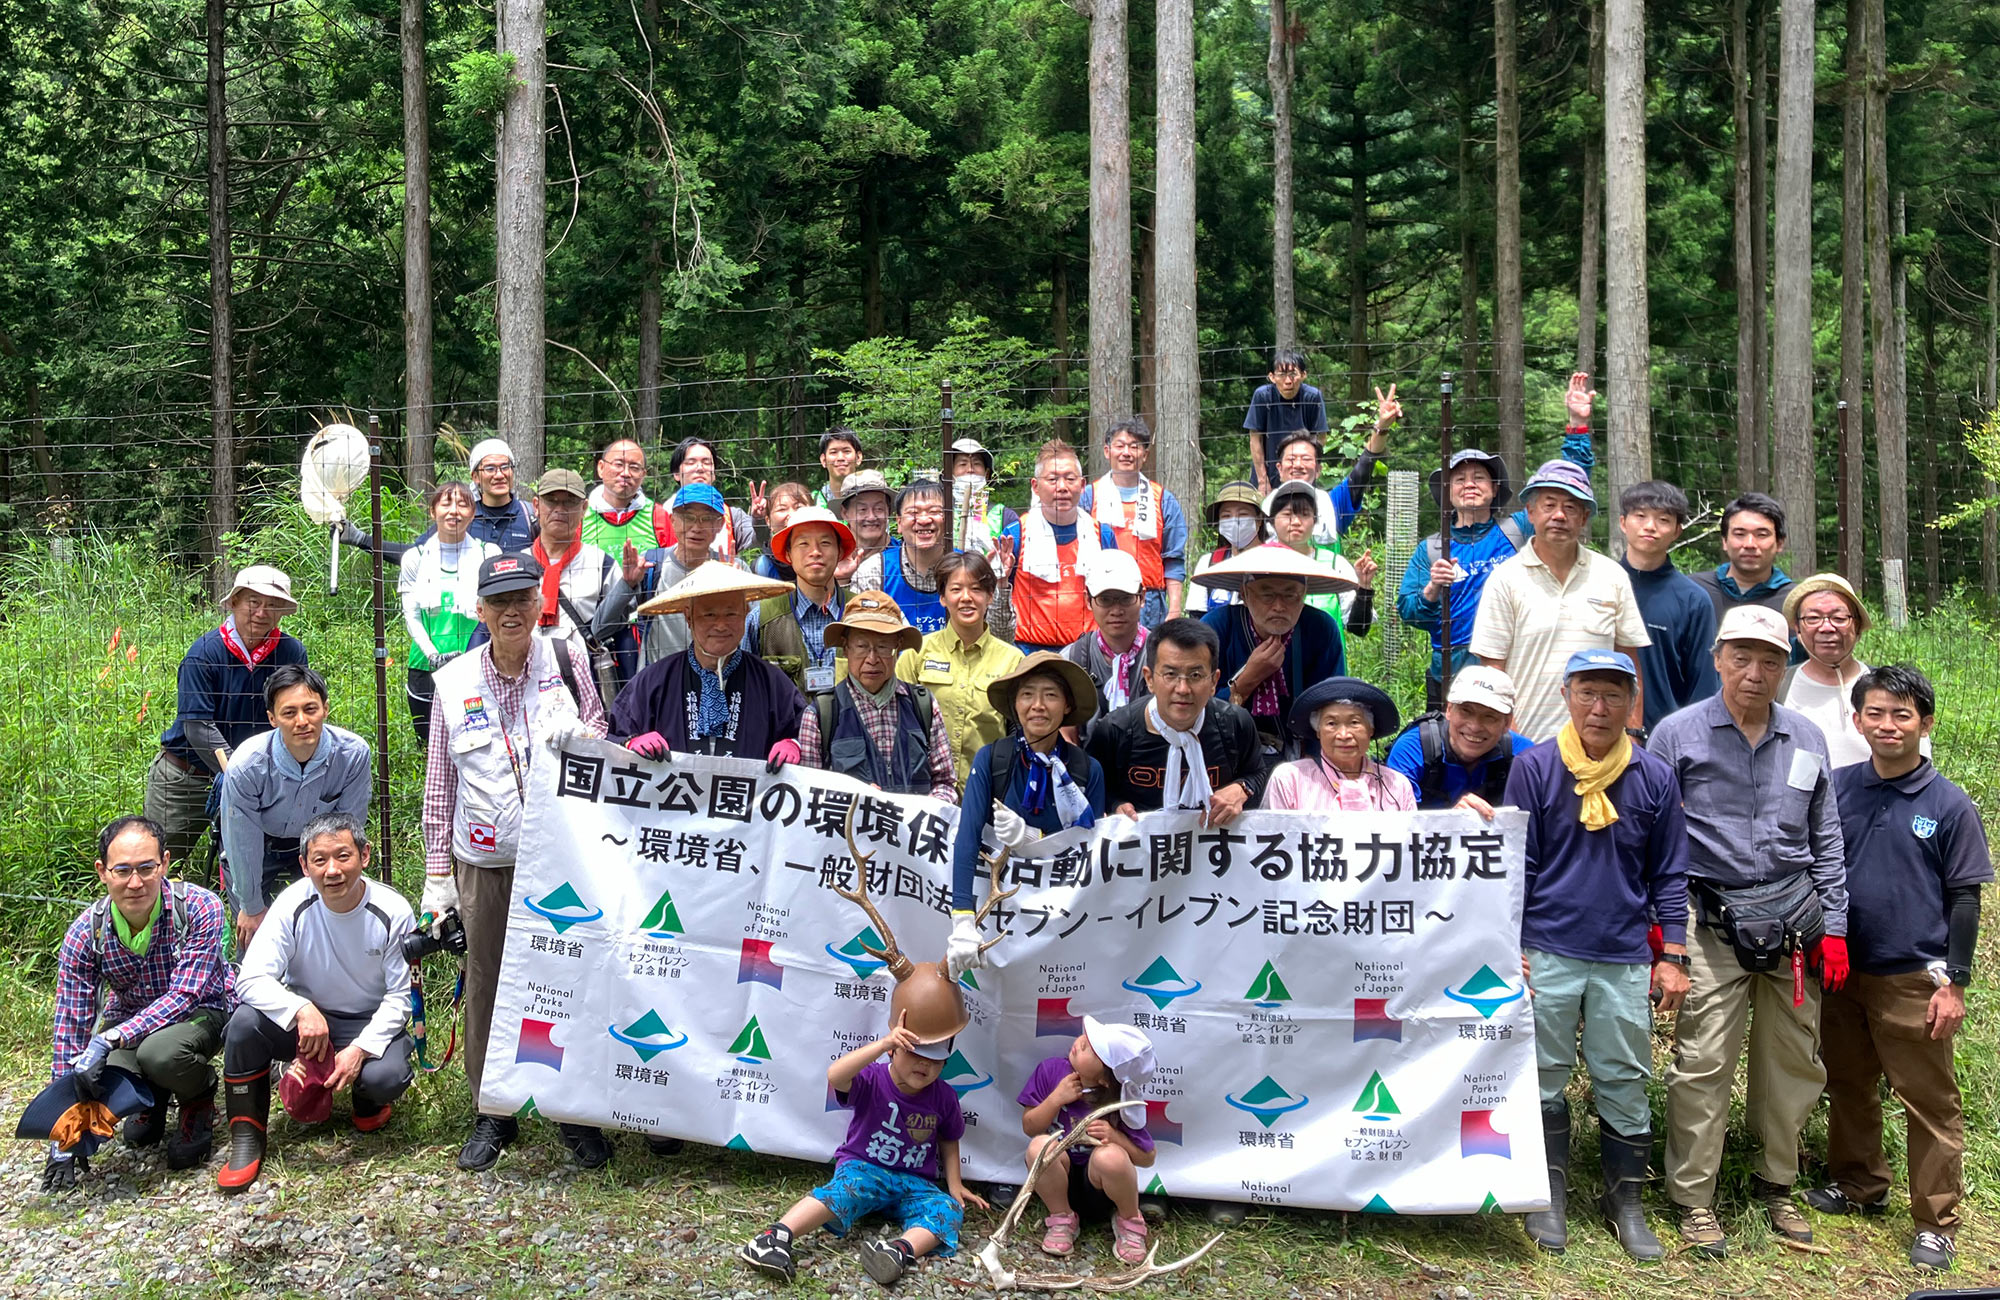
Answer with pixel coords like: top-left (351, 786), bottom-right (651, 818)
top-left (1469, 457), bottom-right (1650, 743)
top-left (794, 592), bottom-right (957, 802)
top-left (1263, 676), bottom-right (1416, 812)
top-left (594, 481), bottom-right (750, 670)
top-left (147, 563), bottom-right (309, 869)
top-left (744, 505), bottom-right (855, 698)
top-left (1195, 542), bottom-right (1357, 760)
top-left (1779, 571), bottom-right (1899, 770)
top-left (1185, 481), bottom-right (1268, 615)
top-left (1015, 1015), bottom-right (1160, 1264)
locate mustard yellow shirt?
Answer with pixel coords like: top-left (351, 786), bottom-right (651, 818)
top-left (897, 626), bottom-right (1025, 787)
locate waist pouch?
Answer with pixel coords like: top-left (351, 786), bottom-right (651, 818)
top-left (1694, 873), bottom-right (1825, 973)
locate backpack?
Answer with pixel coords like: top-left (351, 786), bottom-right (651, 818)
top-left (814, 681), bottom-right (936, 767)
top-left (1416, 514), bottom-right (1527, 570)
top-left (1390, 711), bottom-right (1514, 808)
top-left (87, 880), bottom-right (194, 960)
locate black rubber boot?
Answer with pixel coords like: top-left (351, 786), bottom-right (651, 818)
top-left (1523, 1102), bottom-right (1570, 1253)
top-left (217, 1071), bottom-right (269, 1191)
top-left (1597, 1125), bottom-right (1663, 1261)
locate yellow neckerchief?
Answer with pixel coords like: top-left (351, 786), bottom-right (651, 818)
top-left (1556, 722), bottom-right (1632, 831)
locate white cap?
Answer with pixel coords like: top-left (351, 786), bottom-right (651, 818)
top-left (1082, 1015), bottom-right (1156, 1122)
top-left (222, 564), bottom-right (298, 612)
top-left (1714, 604), bottom-right (1792, 654)
top-left (1084, 548), bottom-right (1144, 598)
top-left (1446, 665), bottom-right (1516, 714)
top-left (468, 438), bottom-right (514, 473)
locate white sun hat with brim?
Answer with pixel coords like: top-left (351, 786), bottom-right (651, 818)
top-left (222, 564), bottom-right (299, 613)
top-left (636, 560), bottom-right (792, 617)
top-left (1188, 541), bottom-right (1359, 595)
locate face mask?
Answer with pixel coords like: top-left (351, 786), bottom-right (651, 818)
top-left (955, 473), bottom-right (987, 489)
top-left (1219, 517), bottom-right (1260, 549)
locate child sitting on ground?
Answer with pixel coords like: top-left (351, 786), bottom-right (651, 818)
top-left (1016, 1016), bottom-right (1156, 1263)
top-left (740, 1011), bottom-right (987, 1287)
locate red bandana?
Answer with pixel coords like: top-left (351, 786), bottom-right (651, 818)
top-left (532, 536), bottom-right (583, 628)
top-left (218, 618), bottom-right (282, 667)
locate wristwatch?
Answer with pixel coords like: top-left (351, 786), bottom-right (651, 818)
top-left (1656, 953), bottom-right (1690, 968)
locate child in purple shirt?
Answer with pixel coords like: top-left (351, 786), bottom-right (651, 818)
top-left (1016, 1016), bottom-right (1157, 1264)
top-left (740, 1012), bottom-right (986, 1287)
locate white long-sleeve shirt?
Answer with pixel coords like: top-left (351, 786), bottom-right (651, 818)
top-left (236, 877), bottom-right (413, 1058)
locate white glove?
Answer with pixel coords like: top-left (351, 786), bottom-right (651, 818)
top-left (541, 715), bottom-right (585, 753)
top-left (991, 801), bottom-right (1036, 849)
top-left (946, 911), bottom-right (988, 982)
top-left (420, 873), bottom-right (459, 925)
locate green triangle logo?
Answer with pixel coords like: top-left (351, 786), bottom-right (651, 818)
top-left (1353, 1071), bottom-right (1400, 1119)
top-left (1478, 1191), bottom-right (1503, 1215)
top-left (1245, 961), bottom-right (1293, 1005)
top-left (640, 889), bottom-right (683, 936)
top-left (1458, 964), bottom-right (1509, 996)
top-left (1362, 1193), bottom-right (1395, 1214)
top-left (514, 1097), bottom-right (540, 1119)
top-left (725, 1134), bottom-right (754, 1152)
top-left (959, 970), bottom-right (980, 991)
top-left (728, 1016), bottom-right (772, 1063)
top-left (1144, 1174), bottom-right (1167, 1196)
top-left (1238, 1076), bottom-right (1295, 1106)
top-left (1136, 955), bottom-right (1181, 986)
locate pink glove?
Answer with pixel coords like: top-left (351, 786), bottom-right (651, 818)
top-left (765, 738), bottom-right (801, 773)
top-left (627, 731), bottom-right (671, 760)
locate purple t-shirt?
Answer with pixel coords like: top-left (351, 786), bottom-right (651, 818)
top-left (1016, 1056), bottom-right (1155, 1165)
top-left (832, 1060), bottom-right (965, 1183)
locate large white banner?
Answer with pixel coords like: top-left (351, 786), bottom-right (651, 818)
top-left (482, 736), bottom-right (1549, 1213)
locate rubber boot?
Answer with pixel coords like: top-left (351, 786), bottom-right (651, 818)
top-left (217, 1070), bottom-right (269, 1192)
top-left (1523, 1103), bottom-right (1570, 1253)
top-left (1597, 1125), bottom-right (1664, 1261)
top-left (166, 1088), bottom-right (216, 1170)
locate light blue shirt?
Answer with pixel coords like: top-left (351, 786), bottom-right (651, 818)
top-left (220, 724), bottom-right (372, 914)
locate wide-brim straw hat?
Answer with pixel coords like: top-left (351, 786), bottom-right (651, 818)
top-left (824, 591), bottom-right (923, 654)
top-left (1782, 571), bottom-right (1871, 633)
top-left (1188, 541), bottom-right (1359, 595)
top-left (986, 651), bottom-right (1098, 731)
top-left (637, 560), bottom-right (791, 616)
top-left (771, 507), bottom-right (856, 564)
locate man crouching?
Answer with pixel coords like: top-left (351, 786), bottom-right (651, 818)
top-left (218, 812), bottom-right (415, 1190)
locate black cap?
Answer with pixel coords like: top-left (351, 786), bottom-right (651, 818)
top-left (478, 552), bottom-right (543, 597)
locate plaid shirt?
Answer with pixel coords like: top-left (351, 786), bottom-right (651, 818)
top-left (423, 639), bottom-right (608, 876)
top-left (797, 681), bottom-right (960, 804)
top-left (51, 883), bottom-right (234, 1078)
top-left (795, 589), bottom-right (841, 668)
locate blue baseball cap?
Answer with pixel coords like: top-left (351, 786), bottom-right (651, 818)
top-left (670, 483), bottom-right (726, 515)
top-left (1563, 648), bottom-right (1637, 682)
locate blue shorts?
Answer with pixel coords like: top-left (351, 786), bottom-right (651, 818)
top-left (810, 1159), bottom-right (963, 1255)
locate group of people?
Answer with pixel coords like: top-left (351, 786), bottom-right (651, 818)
top-left (39, 354), bottom-right (1986, 1281)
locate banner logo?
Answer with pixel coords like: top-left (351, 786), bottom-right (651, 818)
top-left (1353, 998), bottom-right (1403, 1043)
top-left (1122, 955), bottom-right (1202, 1009)
top-left (737, 938), bottom-right (786, 989)
top-left (1459, 1109), bottom-right (1512, 1159)
top-left (1362, 1193), bottom-right (1395, 1214)
top-left (1443, 964), bottom-right (1525, 1019)
top-left (1353, 1071), bottom-right (1400, 1121)
top-left (515, 1019), bottom-right (566, 1071)
top-left (1913, 815), bottom-right (1939, 839)
top-left (607, 1009), bottom-right (689, 1062)
top-left (825, 927), bottom-right (890, 979)
top-left (728, 1016), bottom-right (772, 1065)
top-left (523, 882), bottom-right (604, 934)
top-left (1036, 997), bottom-right (1084, 1037)
top-left (1145, 1099), bottom-right (1184, 1145)
top-left (1244, 961), bottom-right (1293, 1008)
top-left (1224, 1076), bottom-right (1311, 1127)
top-left (941, 1050), bottom-right (995, 1098)
top-left (639, 889), bottom-right (684, 939)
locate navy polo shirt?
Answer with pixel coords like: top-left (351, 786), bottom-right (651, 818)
top-left (1504, 738), bottom-right (1690, 964)
top-left (1384, 725), bottom-right (1534, 809)
top-left (1833, 759), bottom-right (1993, 975)
top-left (159, 627), bottom-right (310, 764)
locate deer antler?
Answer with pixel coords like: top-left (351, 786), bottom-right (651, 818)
top-left (977, 1100), bottom-right (1223, 1291)
top-left (971, 847), bottom-right (1019, 957)
top-left (833, 798), bottom-right (909, 974)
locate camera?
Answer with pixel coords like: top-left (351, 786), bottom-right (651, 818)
top-left (402, 907), bottom-right (466, 962)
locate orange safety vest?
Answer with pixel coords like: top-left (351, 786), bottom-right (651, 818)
top-left (1091, 477), bottom-right (1167, 590)
top-left (1012, 534), bottom-right (1096, 647)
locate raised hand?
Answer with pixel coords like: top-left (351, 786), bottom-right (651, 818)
top-left (749, 480), bottom-right (770, 523)
top-left (1373, 383), bottom-right (1402, 431)
top-left (990, 533), bottom-right (1017, 580)
top-left (1565, 373), bottom-right (1597, 425)
top-left (620, 540), bottom-right (649, 587)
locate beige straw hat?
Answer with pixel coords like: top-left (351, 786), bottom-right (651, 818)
top-left (1187, 541), bottom-right (1359, 595)
top-left (637, 560), bottom-right (792, 616)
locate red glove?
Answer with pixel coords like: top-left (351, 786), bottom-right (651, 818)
top-left (1812, 936), bottom-right (1849, 992)
top-left (1647, 924), bottom-right (1665, 962)
top-left (626, 731), bottom-right (671, 760)
top-left (766, 738), bottom-right (801, 773)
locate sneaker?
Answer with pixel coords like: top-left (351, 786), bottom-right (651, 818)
top-left (457, 1115), bottom-right (518, 1172)
top-left (858, 1239), bottom-right (908, 1286)
top-left (559, 1123), bottom-right (613, 1169)
top-left (739, 1228), bottom-right (796, 1283)
top-left (1800, 1183), bottom-right (1889, 1216)
top-left (351, 1101), bottom-right (393, 1133)
top-left (1677, 1204), bottom-right (1729, 1260)
top-left (986, 1181), bottom-right (1019, 1211)
top-left (1751, 1177), bottom-right (1812, 1243)
top-left (1111, 1214), bottom-right (1150, 1265)
top-left (1039, 1211), bottom-right (1079, 1257)
top-left (1203, 1199), bottom-right (1246, 1226)
top-left (1910, 1230), bottom-right (1956, 1271)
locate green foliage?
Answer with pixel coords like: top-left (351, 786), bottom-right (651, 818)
top-left (442, 51), bottom-right (520, 131)
top-left (1939, 404), bottom-right (2000, 529)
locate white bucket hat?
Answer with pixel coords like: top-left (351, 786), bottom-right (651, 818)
top-left (222, 564), bottom-right (298, 613)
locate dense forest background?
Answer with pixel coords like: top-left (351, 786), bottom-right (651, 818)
top-left (5, 0), bottom-right (2000, 604)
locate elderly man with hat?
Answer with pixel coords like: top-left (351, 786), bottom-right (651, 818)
top-left (837, 469), bottom-right (895, 586)
top-left (340, 437), bottom-right (539, 562)
top-left (1063, 549), bottom-right (1151, 724)
top-left (1649, 604), bottom-right (1848, 1258)
top-left (1469, 458), bottom-right (1649, 742)
top-left (611, 561), bottom-right (806, 767)
top-left (422, 551), bottom-right (610, 1173)
top-left (596, 483), bottom-right (748, 670)
top-left (1503, 649), bottom-right (1690, 1260)
top-left (1185, 481), bottom-right (1266, 615)
top-left (1079, 417), bottom-right (1189, 630)
top-left (146, 564), bottom-right (309, 869)
top-left (1384, 665), bottom-right (1532, 813)
top-left (1779, 572), bottom-right (1898, 770)
top-left (744, 505), bottom-right (853, 698)
top-left (1195, 544), bottom-right (1356, 761)
top-left (217, 812), bottom-right (415, 1191)
top-left (1263, 677), bottom-right (1415, 811)
top-left (42, 815), bottom-right (233, 1190)
top-left (947, 436), bottom-right (1022, 557)
top-left (794, 592), bottom-right (957, 803)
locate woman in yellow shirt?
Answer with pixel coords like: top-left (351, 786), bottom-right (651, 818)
top-left (897, 551), bottom-right (1024, 785)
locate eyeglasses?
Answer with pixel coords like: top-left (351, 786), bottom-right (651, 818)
top-left (476, 462), bottom-right (515, 475)
top-left (106, 860), bottom-right (163, 881)
top-left (1151, 667), bottom-right (1210, 687)
top-left (1568, 687), bottom-right (1629, 710)
top-left (845, 642), bottom-right (894, 661)
top-left (1797, 613), bottom-right (1854, 629)
top-left (1093, 592), bottom-right (1141, 609)
top-left (602, 459), bottom-right (645, 474)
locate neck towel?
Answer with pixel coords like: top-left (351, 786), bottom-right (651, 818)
top-left (218, 616), bottom-right (282, 668)
top-left (1093, 474), bottom-right (1158, 541)
top-left (1097, 626), bottom-right (1148, 711)
top-left (1556, 722), bottom-right (1632, 830)
top-left (1020, 743), bottom-right (1095, 829)
top-left (1019, 507), bottom-right (1102, 584)
top-left (954, 476), bottom-right (994, 554)
top-left (532, 535), bottom-right (583, 628)
top-left (1146, 697), bottom-right (1214, 812)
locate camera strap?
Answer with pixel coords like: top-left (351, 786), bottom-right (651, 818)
top-left (410, 963), bottom-right (464, 1073)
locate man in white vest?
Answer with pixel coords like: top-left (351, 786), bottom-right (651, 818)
top-left (420, 552), bottom-right (610, 1173)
